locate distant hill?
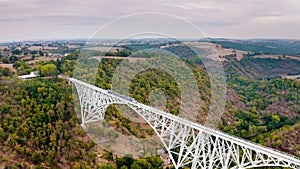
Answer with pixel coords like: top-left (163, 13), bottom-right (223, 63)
top-left (209, 39), bottom-right (300, 55)
top-left (224, 55), bottom-right (300, 79)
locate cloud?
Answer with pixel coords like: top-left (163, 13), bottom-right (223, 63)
top-left (0, 0), bottom-right (300, 41)
top-left (164, 2), bottom-right (224, 11)
top-left (259, 12), bottom-right (283, 18)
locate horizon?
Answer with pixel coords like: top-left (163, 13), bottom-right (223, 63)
top-left (1, 37), bottom-right (300, 44)
top-left (1, 0), bottom-right (300, 42)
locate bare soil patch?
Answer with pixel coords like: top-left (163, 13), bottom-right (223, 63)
top-left (170, 42), bottom-right (250, 61)
top-left (26, 56), bottom-right (57, 64)
top-left (0, 64), bottom-right (16, 72)
top-left (286, 75), bottom-right (300, 81)
top-left (0, 46), bottom-right (9, 50)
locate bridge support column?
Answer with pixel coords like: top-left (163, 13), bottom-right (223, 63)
top-left (73, 81), bottom-right (113, 124)
top-left (80, 103), bottom-right (109, 124)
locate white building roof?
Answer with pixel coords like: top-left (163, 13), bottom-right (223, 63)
top-left (18, 71), bottom-right (38, 79)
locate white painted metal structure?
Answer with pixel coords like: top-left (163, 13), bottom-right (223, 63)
top-left (69, 78), bottom-right (300, 169)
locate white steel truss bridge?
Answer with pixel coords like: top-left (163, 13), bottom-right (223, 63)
top-left (69, 78), bottom-right (300, 169)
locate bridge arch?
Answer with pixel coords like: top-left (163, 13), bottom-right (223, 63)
top-left (70, 78), bottom-right (300, 169)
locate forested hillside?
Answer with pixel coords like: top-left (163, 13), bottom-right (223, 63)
top-left (94, 58), bottom-right (300, 158)
top-left (211, 39), bottom-right (300, 55)
top-left (0, 75), bottom-right (165, 168)
top-left (0, 77), bottom-right (98, 168)
top-left (224, 54), bottom-right (300, 79)
top-left (0, 42), bottom-right (299, 168)
top-left (220, 48), bottom-right (300, 158)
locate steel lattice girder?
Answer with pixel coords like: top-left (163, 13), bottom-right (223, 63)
top-left (69, 78), bottom-right (300, 169)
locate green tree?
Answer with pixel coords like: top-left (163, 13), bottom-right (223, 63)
top-left (32, 151), bottom-right (43, 164)
top-left (72, 162), bottom-right (81, 169)
top-left (39, 50), bottom-right (44, 56)
top-left (98, 164), bottom-right (117, 169)
top-left (9, 55), bottom-right (19, 63)
top-left (12, 49), bottom-right (21, 55)
top-left (130, 159), bottom-right (152, 169)
top-left (271, 115), bottom-right (281, 124)
top-left (1, 57), bottom-right (9, 63)
top-left (30, 50), bottom-right (38, 55)
top-left (145, 156), bottom-right (163, 168)
top-left (56, 58), bottom-right (62, 72)
top-left (13, 61), bottom-right (22, 68)
top-left (116, 156), bottom-right (134, 168)
top-left (118, 50), bottom-right (131, 57)
top-left (41, 64), bottom-right (57, 77)
top-left (2, 67), bottom-right (12, 76)
top-left (120, 166), bottom-right (128, 169)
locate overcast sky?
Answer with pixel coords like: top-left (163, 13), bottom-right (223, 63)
top-left (1, 0), bottom-right (300, 42)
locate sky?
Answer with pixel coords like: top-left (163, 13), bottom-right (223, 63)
top-left (1, 0), bottom-right (300, 42)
